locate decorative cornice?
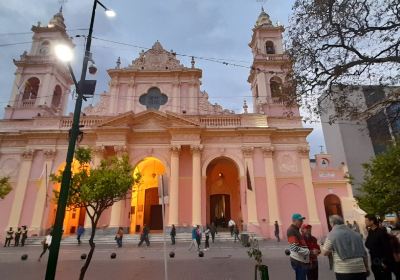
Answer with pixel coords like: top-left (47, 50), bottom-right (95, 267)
top-left (262, 146), bottom-right (275, 157)
top-left (114, 145), bottom-right (128, 155)
top-left (241, 146), bottom-right (254, 157)
top-left (43, 149), bottom-right (56, 160)
top-left (21, 149), bottom-right (34, 160)
top-left (297, 145), bottom-right (310, 156)
top-left (170, 145), bottom-right (181, 154)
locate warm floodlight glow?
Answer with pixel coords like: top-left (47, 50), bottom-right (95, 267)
top-left (105, 9), bottom-right (116, 17)
top-left (54, 44), bottom-right (74, 62)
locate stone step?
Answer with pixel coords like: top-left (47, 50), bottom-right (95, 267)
top-left (24, 232), bottom-right (262, 246)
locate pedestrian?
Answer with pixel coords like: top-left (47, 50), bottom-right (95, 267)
top-left (138, 224), bottom-right (150, 247)
top-left (365, 214), bottom-right (399, 280)
top-left (77, 225), bottom-right (84, 245)
top-left (14, 227), bottom-right (22, 247)
top-left (170, 224), bottom-right (176, 245)
top-left (228, 219), bottom-right (236, 237)
top-left (20, 226), bottom-right (28, 247)
top-left (389, 233), bottom-right (400, 279)
top-left (352, 221), bottom-right (360, 234)
top-left (115, 227), bottom-right (123, 248)
top-left (210, 222), bottom-right (217, 243)
top-left (346, 220), bottom-right (353, 230)
top-left (38, 231), bottom-right (52, 261)
top-left (189, 225), bottom-right (198, 251)
top-left (287, 213), bottom-right (310, 280)
top-left (4, 227), bottom-right (14, 247)
top-left (204, 224), bottom-right (210, 251)
top-left (274, 221), bottom-right (280, 242)
top-left (321, 215), bottom-right (369, 280)
top-left (195, 225), bottom-right (202, 251)
top-left (233, 225), bottom-right (240, 242)
top-left (301, 224), bottom-right (320, 280)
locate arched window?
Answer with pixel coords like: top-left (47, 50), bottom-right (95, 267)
top-left (22, 77), bottom-right (40, 100)
top-left (39, 41), bottom-right (50, 55)
top-left (265, 41), bottom-right (275, 54)
top-left (51, 85), bottom-right (62, 108)
top-left (270, 76), bottom-right (283, 99)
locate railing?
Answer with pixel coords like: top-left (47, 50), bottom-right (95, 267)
top-left (60, 117), bottom-right (103, 128)
top-left (256, 53), bottom-right (289, 61)
top-left (199, 116), bottom-right (242, 127)
top-left (21, 99), bottom-right (36, 108)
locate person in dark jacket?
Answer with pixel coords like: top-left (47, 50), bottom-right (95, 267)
top-left (20, 226), bottom-right (28, 247)
top-left (274, 221), bottom-right (280, 242)
top-left (4, 227), bottom-right (14, 247)
top-left (210, 222), bottom-right (217, 243)
top-left (301, 224), bottom-right (320, 280)
top-left (170, 224), bottom-right (176, 245)
top-left (365, 214), bottom-right (399, 280)
top-left (77, 225), bottom-right (84, 245)
top-left (138, 224), bottom-right (150, 247)
top-left (14, 227), bottom-right (22, 247)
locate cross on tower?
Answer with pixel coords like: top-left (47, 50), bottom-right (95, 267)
top-left (58, 0), bottom-right (68, 11)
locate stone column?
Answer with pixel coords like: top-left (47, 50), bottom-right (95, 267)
top-left (30, 150), bottom-right (56, 235)
top-left (298, 145), bottom-right (320, 224)
top-left (262, 146), bottom-right (281, 226)
top-left (8, 149), bottom-right (34, 228)
top-left (168, 145), bottom-right (180, 226)
top-left (191, 145), bottom-right (202, 226)
top-left (109, 145), bottom-right (128, 230)
top-left (242, 147), bottom-right (259, 225)
top-left (84, 146), bottom-right (104, 228)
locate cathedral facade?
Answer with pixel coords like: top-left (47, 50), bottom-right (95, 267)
top-left (0, 9), bottom-right (364, 240)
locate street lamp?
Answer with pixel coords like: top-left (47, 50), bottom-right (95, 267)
top-left (45, 1), bottom-right (115, 279)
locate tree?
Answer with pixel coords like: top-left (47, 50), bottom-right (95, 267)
top-left (51, 147), bottom-right (134, 280)
top-left (287, 0), bottom-right (400, 122)
top-left (0, 176), bottom-right (12, 199)
top-left (355, 142), bottom-right (400, 218)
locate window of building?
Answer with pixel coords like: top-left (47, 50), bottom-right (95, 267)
top-left (22, 77), bottom-right (40, 100)
top-left (265, 41), bottom-right (275, 54)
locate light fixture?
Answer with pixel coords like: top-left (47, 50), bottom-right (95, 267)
top-left (218, 172), bottom-right (223, 177)
top-left (54, 44), bottom-right (74, 62)
top-left (105, 9), bottom-right (116, 17)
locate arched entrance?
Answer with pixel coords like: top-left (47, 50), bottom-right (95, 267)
top-left (324, 194), bottom-right (343, 231)
top-left (47, 160), bottom-right (87, 235)
top-left (206, 157), bottom-right (241, 229)
top-left (130, 157), bottom-right (166, 233)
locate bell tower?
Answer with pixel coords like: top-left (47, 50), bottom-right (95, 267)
top-left (248, 8), bottom-right (299, 117)
top-left (4, 9), bottom-right (73, 119)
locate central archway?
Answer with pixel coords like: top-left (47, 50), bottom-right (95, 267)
top-left (324, 194), bottom-right (343, 231)
top-left (130, 157), bottom-right (166, 233)
top-left (206, 157), bottom-right (241, 230)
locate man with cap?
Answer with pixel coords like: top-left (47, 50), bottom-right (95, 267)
top-left (287, 213), bottom-right (310, 280)
top-left (301, 223), bottom-right (321, 280)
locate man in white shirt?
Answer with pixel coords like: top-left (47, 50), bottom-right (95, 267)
top-left (228, 219), bottom-right (236, 237)
top-left (38, 232), bottom-right (52, 261)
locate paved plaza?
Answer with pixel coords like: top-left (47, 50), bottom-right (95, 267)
top-left (0, 240), bottom-right (341, 280)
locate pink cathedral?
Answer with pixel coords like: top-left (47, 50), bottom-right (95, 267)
top-left (0, 8), bottom-right (365, 240)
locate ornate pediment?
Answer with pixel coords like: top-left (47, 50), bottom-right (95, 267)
top-left (128, 41), bottom-right (185, 71)
top-left (97, 110), bottom-right (200, 130)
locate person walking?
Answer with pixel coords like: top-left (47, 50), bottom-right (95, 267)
top-left (233, 225), bottom-right (240, 242)
top-left (38, 232), bottom-right (52, 261)
top-left (189, 225), bottom-right (198, 251)
top-left (4, 227), bottom-right (14, 247)
top-left (346, 220), bottom-right (353, 230)
top-left (301, 224), bottom-right (320, 280)
top-left (274, 221), bottom-right (280, 242)
top-left (170, 224), bottom-right (176, 245)
top-left (204, 225), bottom-right (211, 251)
top-left (228, 219), bottom-right (236, 237)
top-left (76, 225), bottom-right (84, 245)
top-left (287, 213), bottom-right (310, 280)
top-left (20, 226), bottom-right (28, 247)
top-left (321, 215), bottom-right (369, 280)
top-left (138, 224), bottom-right (150, 247)
top-left (14, 227), bottom-right (21, 247)
top-left (210, 222), bottom-right (217, 243)
top-left (115, 227), bottom-right (124, 248)
top-left (195, 225), bottom-right (202, 251)
top-left (365, 214), bottom-right (399, 280)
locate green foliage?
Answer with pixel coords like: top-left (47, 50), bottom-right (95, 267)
top-left (0, 176), bottom-right (12, 199)
top-left (356, 143), bottom-right (400, 217)
top-left (247, 237), bottom-right (263, 265)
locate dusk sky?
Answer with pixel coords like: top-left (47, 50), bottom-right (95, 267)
top-left (0, 0), bottom-right (325, 156)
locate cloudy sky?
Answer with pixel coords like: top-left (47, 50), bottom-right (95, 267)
top-left (0, 0), bottom-right (325, 156)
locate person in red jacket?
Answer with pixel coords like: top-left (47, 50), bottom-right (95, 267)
top-left (301, 224), bottom-right (321, 280)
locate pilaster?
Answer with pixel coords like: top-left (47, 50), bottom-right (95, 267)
top-left (242, 146), bottom-right (259, 225)
top-left (168, 145), bottom-right (181, 226)
top-left (191, 144), bottom-right (202, 226)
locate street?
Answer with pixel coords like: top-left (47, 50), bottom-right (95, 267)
top-left (0, 240), bottom-right (340, 280)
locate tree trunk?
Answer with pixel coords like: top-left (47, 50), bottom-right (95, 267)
top-left (79, 216), bottom-right (99, 280)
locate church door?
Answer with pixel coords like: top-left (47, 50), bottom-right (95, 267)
top-left (144, 188), bottom-right (162, 230)
top-left (210, 194), bottom-right (231, 228)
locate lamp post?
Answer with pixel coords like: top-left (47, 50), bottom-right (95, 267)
top-left (45, 1), bottom-right (115, 279)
